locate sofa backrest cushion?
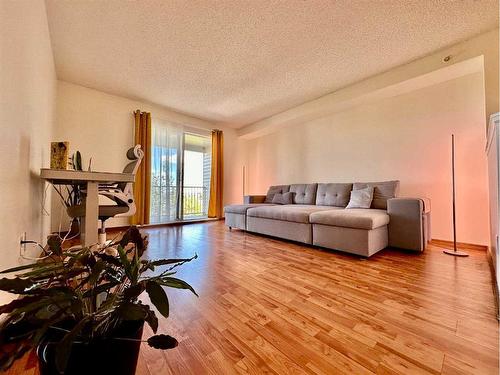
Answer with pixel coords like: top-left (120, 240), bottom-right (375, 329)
top-left (265, 185), bottom-right (290, 203)
top-left (289, 183), bottom-right (318, 205)
top-left (353, 180), bottom-right (400, 209)
top-left (316, 183), bottom-right (353, 207)
top-left (271, 192), bottom-right (295, 205)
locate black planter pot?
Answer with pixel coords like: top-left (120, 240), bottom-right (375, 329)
top-left (37, 320), bottom-right (144, 375)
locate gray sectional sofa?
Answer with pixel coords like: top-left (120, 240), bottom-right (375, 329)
top-left (224, 182), bottom-right (431, 257)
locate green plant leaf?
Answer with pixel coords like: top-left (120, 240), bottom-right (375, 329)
top-left (117, 245), bottom-right (132, 279)
top-left (147, 256), bottom-right (197, 267)
top-left (81, 281), bottom-right (119, 298)
top-left (0, 278), bottom-right (35, 294)
top-left (129, 226), bottom-right (146, 256)
top-left (102, 267), bottom-right (123, 284)
top-left (35, 285), bottom-right (77, 297)
top-left (131, 246), bottom-right (140, 283)
top-left (117, 302), bottom-right (147, 321)
top-left (119, 231), bottom-right (131, 249)
top-left (140, 254), bottom-right (197, 274)
top-left (20, 263), bottom-right (65, 278)
top-left (0, 295), bottom-right (40, 314)
top-left (147, 334), bottom-right (178, 350)
top-left (0, 317), bottom-right (37, 345)
top-left (123, 282), bottom-right (145, 300)
top-left (159, 277), bottom-right (198, 297)
top-left (0, 262), bottom-right (40, 274)
top-left (87, 260), bottom-right (105, 286)
top-left (145, 281), bottom-right (169, 318)
top-left (96, 252), bottom-right (122, 267)
top-left (33, 314), bottom-right (69, 345)
top-left (77, 252), bottom-right (96, 268)
top-left (75, 151), bottom-right (82, 171)
top-left (69, 299), bottom-right (83, 315)
top-left (6, 294), bottom-right (73, 320)
top-left (27, 267), bottom-right (86, 283)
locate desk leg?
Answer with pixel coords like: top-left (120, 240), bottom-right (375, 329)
top-left (83, 181), bottom-right (99, 246)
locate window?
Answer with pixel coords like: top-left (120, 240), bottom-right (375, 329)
top-left (149, 120), bottom-right (211, 223)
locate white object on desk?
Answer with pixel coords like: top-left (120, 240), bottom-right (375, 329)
top-left (40, 169), bottom-right (134, 246)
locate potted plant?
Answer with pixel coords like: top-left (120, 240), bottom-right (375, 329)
top-left (0, 226), bottom-right (197, 374)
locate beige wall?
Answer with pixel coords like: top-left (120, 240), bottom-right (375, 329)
top-left (0, 0), bottom-right (57, 271)
top-left (54, 81), bottom-right (242, 229)
top-left (243, 72), bottom-right (489, 246)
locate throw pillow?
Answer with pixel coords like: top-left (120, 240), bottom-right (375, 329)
top-left (346, 187), bottom-right (374, 209)
top-left (352, 180), bottom-right (399, 209)
top-left (265, 185), bottom-right (290, 203)
top-left (272, 192), bottom-right (294, 205)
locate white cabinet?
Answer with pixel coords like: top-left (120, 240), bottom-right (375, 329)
top-left (486, 112), bottom-right (500, 311)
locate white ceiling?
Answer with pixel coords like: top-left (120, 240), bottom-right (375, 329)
top-left (45, 0), bottom-right (499, 128)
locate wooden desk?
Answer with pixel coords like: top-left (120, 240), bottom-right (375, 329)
top-left (40, 169), bottom-right (134, 246)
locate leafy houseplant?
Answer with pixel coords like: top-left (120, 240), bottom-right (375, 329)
top-left (0, 227), bottom-right (197, 374)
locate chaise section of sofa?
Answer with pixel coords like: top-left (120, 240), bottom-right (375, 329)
top-left (310, 209), bottom-right (389, 256)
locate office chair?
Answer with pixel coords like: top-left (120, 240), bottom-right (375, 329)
top-left (67, 145), bottom-right (144, 244)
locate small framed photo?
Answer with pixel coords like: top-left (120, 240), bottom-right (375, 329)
top-left (50, 141), bottom-right (69, 169)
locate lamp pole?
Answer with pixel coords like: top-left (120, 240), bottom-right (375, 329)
top-left (444, 134), bottom-right (469, 257)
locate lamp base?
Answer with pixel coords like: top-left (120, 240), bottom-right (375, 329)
top-left (443, 249), bottom-right (469, 257)
top-left (98, 232), bottom-right (107, 245)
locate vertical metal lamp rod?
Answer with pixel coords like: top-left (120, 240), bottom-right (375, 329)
top-left (444, 134), bottom-right (469, 257)
top-left (452, 134), bottom-right (457, 252)
top-left (242, 166), bottom-right (246, 199)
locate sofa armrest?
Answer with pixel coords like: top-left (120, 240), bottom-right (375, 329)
top-left (243, 195), bottom-right (266, 204)
top-left (387, 198), bottom-right (430, 252)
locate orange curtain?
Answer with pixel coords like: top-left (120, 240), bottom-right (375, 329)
top-left (208, 130), bottom-right (224, 218)
top-left (131, 110), bottom-right (152, 225)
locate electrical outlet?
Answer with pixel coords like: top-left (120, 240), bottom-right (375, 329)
top-left (19, 232), bottom-right (26, 253)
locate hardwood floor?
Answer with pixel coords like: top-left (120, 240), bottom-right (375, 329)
top-left (7, 221), bottom-right (499, 374)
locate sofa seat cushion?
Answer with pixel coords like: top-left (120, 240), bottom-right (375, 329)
top-left (224, 203), bottom-right (275, 215)
top-left (247, 204), bottom-right (337, 224)
top-left (310, 209), bottom-right (389, 230)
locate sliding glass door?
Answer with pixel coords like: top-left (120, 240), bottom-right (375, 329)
top-left (183, 133), bottom-right (212, 219)
top-left (149, 119), bottom-right (211, 224)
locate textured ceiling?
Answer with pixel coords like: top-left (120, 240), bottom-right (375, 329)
top-left (45, 0), bottom-right (499, 127)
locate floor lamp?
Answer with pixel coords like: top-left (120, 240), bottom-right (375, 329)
top-left (443, 134), bottom-right (469, 257)
top-left (242, 165), bottom-right (246, 201)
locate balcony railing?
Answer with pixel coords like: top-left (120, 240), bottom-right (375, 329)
top-left (182, 186), bottom-right (209, 218)
top-left (150, 184), bottom-right (208, 222)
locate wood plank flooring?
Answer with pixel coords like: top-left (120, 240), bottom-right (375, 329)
top-left (6, 221), bottom-right (499, 374)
